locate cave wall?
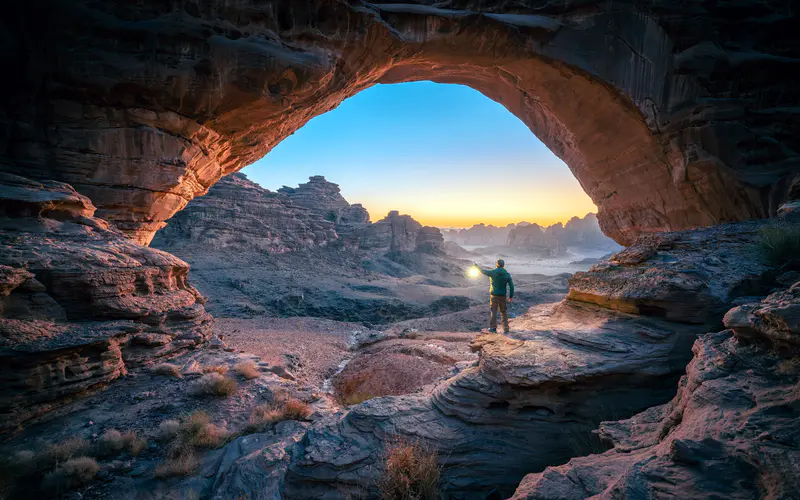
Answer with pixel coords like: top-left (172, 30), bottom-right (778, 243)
top-left (0, 1), bottom-right (798, 245)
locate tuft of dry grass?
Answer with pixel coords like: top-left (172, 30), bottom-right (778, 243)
top-left (234, 360), bottom-right (261, 380)
top-left (153, 454), bottom-right (199, 479)
top-left (99, 429), bottom-right (148, 457)
top-left (759, 226), bottom-right (800, 267)
top-left (154, 363), bottom-right (183, 379)
top-left (202, 364), bottom-right (229, 375)
top-left (379, 439), bottom-right (440, 500)
top-left (153, 411), bottom-right (229, 479)
top-left (247, 397), bottom-right (313, 432)
top-left (42, 437), bottom-right (92, 468)
top-left (191, 373), bottom-right (237, 397)
top-left (777, 356), bottom-right (800, 375)
top-left (42, 456), bottom-right (99, 495)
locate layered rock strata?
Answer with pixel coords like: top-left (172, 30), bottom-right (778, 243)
top-left (358, 210), bottom-right (444, 254)
top-left (2, 1), bottom-right (797, 245)
top-left (568, 221), bottom-right (774, 324)
top-left (511, 282), bottom-right (800, 500)
top-left (152, 173), bottom-right (337, 253)
top-left (0, 174), bottom-right (212, 431)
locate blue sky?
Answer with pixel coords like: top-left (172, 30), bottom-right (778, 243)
top-left (243, 81), bottom-right (595, 227)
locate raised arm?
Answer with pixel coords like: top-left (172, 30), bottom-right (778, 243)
top-left (473, 263), bottom-right (491, 276)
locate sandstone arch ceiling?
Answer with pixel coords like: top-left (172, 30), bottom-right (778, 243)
top-left (1, 1), bottom-right (797, 245)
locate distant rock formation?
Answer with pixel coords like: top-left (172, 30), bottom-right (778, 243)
top-left (443, 223), bottom-right (517, 246)
top-left (445, 214), bottom-right (621, 255)
top-left (152, 173), bottom-right (337, 253)
top-left (278, 176), bottom-right (370, 226)
top-left (154, 175), bottom-right (444, 256)
top-left (358, 210), bottom-right (444, 254)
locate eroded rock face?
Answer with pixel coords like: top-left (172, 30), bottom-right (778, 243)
top-left (152, 173), bottom-right (338, 254)
top-left (511, 284), bottom-right (800, 500)
top-left (358, 210), bottom-right (444, 253)
top-left (0, 174), bottom-right (212, 431)
top-left (278, 176), bottom-right (370, 227)
top-left (283, 300), bottom-right (706, 498)
top-left (2, 1), bottom-right (797, 245)
top-left (568, 221), bottom-right (775, 324)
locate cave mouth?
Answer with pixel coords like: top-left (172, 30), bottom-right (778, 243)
top-left (242, 80), bottom-right (597, 232)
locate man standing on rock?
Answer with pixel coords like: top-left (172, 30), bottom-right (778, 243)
top-left (473, 259), bottom-right (514, 333)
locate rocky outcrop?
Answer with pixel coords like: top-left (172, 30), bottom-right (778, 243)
top-left (0, 174), bottom-right (212, 431)
top-left (1, 1), bottom-right (797, 245)
top-left (278, 176), bottom-right (369, 227)
top-left (358, 211), bottom-right (444, 254)
top-left (511, 283), bottom-right (800, 500)
top-left (283, 299), bottom-right (707, 498)
top-left (567, 221), bottom-right (775, 324)
top-left (445, 223), bottom-right (518, 246)
top-left (506, 223), bottom-right (563, 256)
top-left (152, 173), bottom-right (337, 254)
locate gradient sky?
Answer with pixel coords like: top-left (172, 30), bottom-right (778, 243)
top-left (243, 81), bottom-right (596, 228)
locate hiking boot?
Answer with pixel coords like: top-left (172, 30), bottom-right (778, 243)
top-left (503, 329), bottom-right (510, 334)
top-left (487, 328), bottom-right (497, 333)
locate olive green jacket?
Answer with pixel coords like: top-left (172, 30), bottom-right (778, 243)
top-left (477, 266), bottom-right (514, 298)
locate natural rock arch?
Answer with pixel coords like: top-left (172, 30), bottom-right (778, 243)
top-left (1, 1), bottom-right (797, 245)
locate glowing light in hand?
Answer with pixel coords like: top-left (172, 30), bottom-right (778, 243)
top-left (468, 267), bottom-right (480, 278)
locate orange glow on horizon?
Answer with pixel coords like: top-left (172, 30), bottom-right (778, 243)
top-left (358, 187), bottom-right (599, 229)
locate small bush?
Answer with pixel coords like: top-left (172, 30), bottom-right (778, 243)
top-left (234, 361), bottom-right (261, 380)
top-left (99, 429), bottom-right (125, 455)
top-left (42, 437), bottom-right (92, 467)
top-left (777, 357), bottom-right (800, 375)
top-left (202, 365), bottom-right (229, 375)
top-left (153, 454), bottom-right (199, 478)
top-left (247, 397), bottom-right (312, 432)
top-left (759, 226), bottom-right (800, 267)
top-left (154, 363), bottom-right (183, 379)
top-left (191, 373), bottom-right (237, 397)
top-left (379, 439), bottom-right (440, 500)
top-left (42, 456), bottom-right (99, 495)
top-left (155, 419), bottom-right (181, 441)
top-left (123, 430), bottom-right (148, 456)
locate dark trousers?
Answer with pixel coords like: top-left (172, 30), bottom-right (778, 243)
top-left (489, 295), bottom-right (508, 331)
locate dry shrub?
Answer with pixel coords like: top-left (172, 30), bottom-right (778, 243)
top-left (99, 429), bottom-right (148, 457)
top-left (334, 354), bottom-right (449, 406)
top-left (42, 456), bottom-right (99, 495)
top-left (777, 356), bottom-right (800, 375)
top-left (156, 419), bottom-right (181, 441)
top-left (191, 373), bottom-right (237, 397)
top-left (153, 411), bottom-right (229, 479)
top-left (759, 226), bottom-right (800, 267)
top-left (234, 360), bottom-right (261, 380)
top-left (153, 454), bottom-right (199, 479)
top-left (202, 365), bottom-right (229, 375)
top-left (42, 437), bottom-right (92, 468)
top-left (154, 363), bottom-right (183, 378)
top-left (379, 439), bottom-right (440, 500)
top-left (247, 397), bottom-right (312, 432)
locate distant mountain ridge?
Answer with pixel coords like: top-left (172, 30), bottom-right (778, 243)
top-left (443, 214), bottom-right (621, 255)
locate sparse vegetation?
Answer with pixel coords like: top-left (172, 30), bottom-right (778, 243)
top-left (202, 364), bottom-right (229, 375)
top-left (42, 456), bottom-right (99, 495)
top-left (153, 454), bottom-right (199, 479)
top-left (234, 360), bottom-right (261, 380)
top-left (154, 363), bottom-right (183, 378)
top-left (247, 396), bottom-right (313, 432)
top-left (777, 357), bottom-right (800, 375)
top-left (41, 437), bottom-right (92, 468)
top-left (99, 429), bottom-right (148, 457)
top-left (378, 439), bottom-right (441, 500)
top-left (155, 419), bottom-right (182, 441)
top-left (191, 372), bottom-right (237, 397)
top-left (153, 411), bottom-right (230, 479)
top-left (759, 225), bottom-right (800, 267)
